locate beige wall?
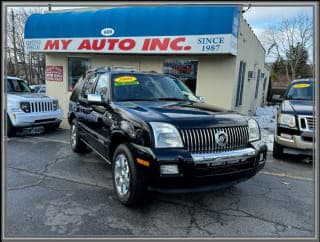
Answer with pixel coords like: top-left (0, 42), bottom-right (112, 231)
top-left (196, 55), bottom-right (236, 109)
top-left (231, 16), bottom-right (268, 115)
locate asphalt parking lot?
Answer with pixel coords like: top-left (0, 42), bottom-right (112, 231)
top-left (5, 129), bottom-right (315, 237)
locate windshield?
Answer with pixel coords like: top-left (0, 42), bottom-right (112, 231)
top-left (111, 73), bottom-right (199, 102)
top-left (286, 82), bottom-right (313, 100)
top-left (7, 78), bottom-right (32, 93)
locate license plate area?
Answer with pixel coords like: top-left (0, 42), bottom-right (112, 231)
top-left (200, 158), bottom-right (245, 168)
top-left (19, 126), bottom-right (45, 135)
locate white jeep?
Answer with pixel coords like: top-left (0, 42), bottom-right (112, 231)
top-left (6, 76), bottom-right (63, 136)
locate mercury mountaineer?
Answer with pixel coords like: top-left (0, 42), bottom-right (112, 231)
top-left (68, 67), bottom-right (267, 206)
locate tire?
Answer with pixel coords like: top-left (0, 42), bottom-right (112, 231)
top-left (273, 140), bottom-right (284, 159)
top-left (112, 144), bottom-right (146, 206)
top-left (7, 115), bottom-right (16, 137)
top-left (70, 119), bottom-right (88, 153)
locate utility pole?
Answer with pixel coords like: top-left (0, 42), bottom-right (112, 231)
top-left (11, 9), bottom-right (18, 76)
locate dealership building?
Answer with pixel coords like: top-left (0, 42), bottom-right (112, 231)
top-left (24, 4), bottom-right (269, 129)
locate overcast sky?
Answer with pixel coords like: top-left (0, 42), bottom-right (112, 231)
top-left (243, 6), bottom-right (314, 63)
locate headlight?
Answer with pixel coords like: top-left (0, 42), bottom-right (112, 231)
top-left (150, 122), bottom-right (183, 148)
top-left (278, 113), bottom-right (296, 128)
top-left (20, 102), bottom-right (30, 113)
top-left (248, 118), bottom-right (260, 142)
top-left (53, 100), bottom-right (59, 110)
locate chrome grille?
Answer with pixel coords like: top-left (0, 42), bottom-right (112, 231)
top-left (30, 101), bottom-right (54, 113)
top-left (298, 115), bottom-right (314, 131)
top-left (179, 126), bottom-right (249, 153)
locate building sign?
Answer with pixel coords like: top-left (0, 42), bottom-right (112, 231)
top-left (46, 66), bottom-right (63, 82)
top-left (25, 6), bottom-right (240, 55)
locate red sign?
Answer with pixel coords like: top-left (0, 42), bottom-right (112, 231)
top-left (46, 66), bottom-right (63, 82)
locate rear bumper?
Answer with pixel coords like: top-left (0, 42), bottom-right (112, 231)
top-left (11, 109), bottom-right (63, 127)
top-left (130, 142), bottom-right (267, 193)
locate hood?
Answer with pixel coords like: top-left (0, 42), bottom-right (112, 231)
top-left (281, 100), bottom-right (314, 116)
top-left (8, 92), bottom-right (49, 99)
top-left (114, 101), bottom-right (248, 128)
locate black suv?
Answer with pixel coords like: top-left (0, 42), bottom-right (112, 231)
top-left (273, 79), bottom-right (314, 158)
top-left (68, 67), bottom-right (267, 205)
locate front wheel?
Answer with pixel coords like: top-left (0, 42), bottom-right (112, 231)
top-left (7, 115), bottom-right (16, 137)
top-left (112, 144), bottom-right (146, 206)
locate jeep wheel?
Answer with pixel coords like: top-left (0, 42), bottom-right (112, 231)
top-left (273, 140), bottom-right (284, 159)
top-left (70, 120), bottom-right (88, 153)
top-left (7, 115), bottom-right (16, 137)
top-left (112, 144), bottom-right (146, 206)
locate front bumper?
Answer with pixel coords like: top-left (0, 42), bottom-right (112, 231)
top-left (275, 134), bottom-right (313, 150)
top-left (10, 109), bottom-right (63, 127)
top-left (129, 142), bottom-right (267, 193)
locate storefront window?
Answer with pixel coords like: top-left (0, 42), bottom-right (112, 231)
top-left (68, 57), bottom-right (91, 91)
top-left (163, 60), bottom-right (198, 94)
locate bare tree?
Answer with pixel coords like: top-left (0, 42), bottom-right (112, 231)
top-left (6, 7), bottom-right (46, 83)
top-left (263, 12), bottom-right (313, 81)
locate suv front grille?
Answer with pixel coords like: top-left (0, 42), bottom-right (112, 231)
top-left (30, 101), bottom-right (54, 113)
top-left (179, 126), bottom-right (249, 154)
top-left (298, 115), bottom-right (314, 131)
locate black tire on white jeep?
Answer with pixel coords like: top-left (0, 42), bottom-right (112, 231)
top-left (7, 115), bottom-right (16, 137)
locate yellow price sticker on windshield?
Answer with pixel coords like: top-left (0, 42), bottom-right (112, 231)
top-left (293, 83), bottom-right (310, 88)
top-left (114, 76), bottom-right (139, 86)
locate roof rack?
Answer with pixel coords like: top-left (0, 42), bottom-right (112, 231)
top-left (142, 70), bottom-right (158, 74)
top-left (112, 66), bottom-right (136, 72)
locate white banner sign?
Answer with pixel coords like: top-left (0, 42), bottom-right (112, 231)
top-left (25, 34), bottom-right (238, 55)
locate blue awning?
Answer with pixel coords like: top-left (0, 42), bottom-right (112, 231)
top-left (25, 5), bottom-right (240, 39)
top-left (24, 5), bottom-right (241, 55)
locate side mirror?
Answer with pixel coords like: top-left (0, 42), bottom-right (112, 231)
top-left (87, 93), bottom-right (103, 105)
top-left (197, 96), bottom-right (205, 103)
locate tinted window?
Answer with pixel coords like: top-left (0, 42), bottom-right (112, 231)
top-left (94, 74), bottom-right (109, 97)
top-left (111, 73), bottom-right (198, 102)
top-left (7, 78), bottom-right (32, 93)
top-left (81, 74), bottom-right (98, 98)
top-left (286, 82), bottom-right (313, 100)
top-left (68, 57), bottom-right (91, 91)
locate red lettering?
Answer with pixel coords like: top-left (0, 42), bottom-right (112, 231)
top-left (44, 40), bottom-right (59, 50)
top-left (61, 40), bottom-right (72, 50)
top-left (119, 39), bottom-right (135, 51)
top-left (170, 37), bottom-right (186, 50)
top-left (107, 39), bottom-right (119, 50)
top-left (149, 38), bottom-right (170, 51)
top-left (92, 39), bottom-right (106, 50)
top-left (142, 38), bottom-right (151, 51)
top-left (78, 39), bottom-right (91, 50)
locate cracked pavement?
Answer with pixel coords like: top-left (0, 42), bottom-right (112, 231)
top-left (4, 129), bottom-right (315, 237)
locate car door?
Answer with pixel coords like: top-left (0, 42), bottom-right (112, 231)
top-left (87, 73), bottom-right (113, 158)
top-left (77, 72), bottom-right (99, 146)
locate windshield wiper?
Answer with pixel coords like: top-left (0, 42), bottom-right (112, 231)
top-left (115, 98), bottom-right (157, 101)
top-left (155, 97), bottom-right (190, 101)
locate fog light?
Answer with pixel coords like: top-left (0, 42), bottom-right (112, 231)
top-left (160, 164), bottom-right (179, 175)
top-left (280, 133), bottom-right (293, 140)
